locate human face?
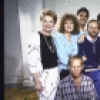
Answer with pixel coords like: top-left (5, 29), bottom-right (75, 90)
top-left (88, 22), bottom-right (99, 37)
top-left (77, 11), bottom-right (88, 26)
top-left (69, 59), bottom-right (83, 78)
top-left (64, 19), bottom-right (74, 33)
top-left (41, 15), bottom-right (55, 33)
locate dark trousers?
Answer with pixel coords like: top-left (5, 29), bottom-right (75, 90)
top-left (60, 70), bottom-right (70, 80)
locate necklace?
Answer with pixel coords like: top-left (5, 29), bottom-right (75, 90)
top-left (43, 35), bottom-right (55, 53)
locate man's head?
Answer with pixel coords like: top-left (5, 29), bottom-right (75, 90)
top-left (87, 20), bottom-right (99, 38)
top-left (77, 7), bottom-right (89, 27)
top-left (97, 13), bottom-right (100, 30)
top-left (68, 55), bottom-right (83, 78)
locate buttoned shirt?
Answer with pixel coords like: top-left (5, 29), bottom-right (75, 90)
top-left (54, 74), bottom-right (98, 100)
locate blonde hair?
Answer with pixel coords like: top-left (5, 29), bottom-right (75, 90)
top-left (40, 10), bottom-right (57, 24)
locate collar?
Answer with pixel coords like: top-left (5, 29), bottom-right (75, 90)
top-left (69, 74), bottom-right (84, 82)
top-left (98, 31), bottom-right (100, 37)
top-left (87, 34), bottom-right (97, 43)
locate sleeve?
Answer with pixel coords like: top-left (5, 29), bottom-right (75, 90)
top-left (54, 83), bottom-right (63, 100)
top-left (94, 40), bottom-right (100, 65)
top-left (71, 35), bottom-right (78, 56)
top-left (78, 43), bottom-right (85, 56)
top-left (53, 36), bottom-right (69, 70)
top-left (89, 79), bottom-right (98, 100)
top-left (27, 36), bottom-right (38, 73)
top-left (77, 31), bottom-right (88, 40)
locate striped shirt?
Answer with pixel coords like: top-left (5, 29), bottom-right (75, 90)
top-left (54, 74), bottom-right (98, 100)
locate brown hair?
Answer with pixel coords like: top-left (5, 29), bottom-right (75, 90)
top-left (40, 10), bottom-right (57, 24)
top-left (58, 14), bottom-right (79, 34)
top-left (77, 7), bottom-right (90, 18)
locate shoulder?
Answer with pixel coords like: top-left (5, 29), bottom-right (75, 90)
top-left (83, 74), bottom-right (93, 82)
top-left (28, 32), bottom-right (39, 41)
top-left (27, 32), bottom-right (40, 43)
top-left (78, 37), bottom-right (87, 45)
top-left (58, 75), bottom-right (70, 88)
top-left (97, 37), bottom-right (100, 42)
top-left (53, 32), bottom-right (64, 39)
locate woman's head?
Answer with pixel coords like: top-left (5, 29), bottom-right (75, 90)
top-left (40, 10), bottom-right (57, 33)
top-left (58, 14), bottom-right (79, 34)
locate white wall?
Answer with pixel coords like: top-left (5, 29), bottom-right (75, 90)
top-left (46, 0), bottom-right (100, 20)
top-left (4, 0), bottom-right (23, 84)
top-left (18, 0), bottom-right (44, 86)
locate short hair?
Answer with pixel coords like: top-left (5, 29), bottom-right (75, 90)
top-left (97, 13), bottom-right (100, 21)
top-left (58, 14), bottom-right (79, 34)
top-left (87, 19), bottom-right (98, 28)
top-left (40, 10), bottom-right (57, 24)
top-left (77, 7), bottom-right (90, 18)
top-left (68, 55), bottom-right (83, 65)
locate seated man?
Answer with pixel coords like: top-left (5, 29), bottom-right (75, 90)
top-left (54, 55), bottom-right (98, 100)
top-left (78, 19), bottom-right (100, 100)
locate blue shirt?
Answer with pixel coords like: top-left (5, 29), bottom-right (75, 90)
top-left (53, 32), bottom-right (78, 71)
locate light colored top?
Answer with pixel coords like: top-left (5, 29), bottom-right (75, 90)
top-left (53, 32), bottom-right (78, 71)
top-left (98, 31), bottom-right (100, 37)
top-left (27, 32), bottom-right (43, 81)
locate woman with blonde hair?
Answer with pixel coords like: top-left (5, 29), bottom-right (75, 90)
top-left (27, 10), bottom-right (60, 100)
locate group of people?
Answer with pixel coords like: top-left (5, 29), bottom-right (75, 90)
top-left (27, 7), bottom-right (100, 100)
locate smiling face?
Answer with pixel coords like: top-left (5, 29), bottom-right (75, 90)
top-left (88, 21), bottom-right (99, 37)
top-left (41, 15), bottom-right (55, 33)
top-left (69, 59), bottom-right (83, 78)
top-left (64, 19), bottom-right (74, 33)
top-left (77, 11), bottom-right (88, 26)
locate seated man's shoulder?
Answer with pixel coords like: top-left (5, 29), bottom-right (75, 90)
top-left (53, 32), bottom-right (64, 39)
top-left (83, 74), bottom-right (93, 82)
top-left (58, 75), bottom-right (70, 87)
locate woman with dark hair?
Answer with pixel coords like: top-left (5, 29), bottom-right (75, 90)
top-left (53, 14), bottom-right (80, 80)
top-left (27, 10), bottom-right (60, 100)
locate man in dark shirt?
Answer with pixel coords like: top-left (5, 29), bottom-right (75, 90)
top-left (78, 20), bottom-right (100, 100)
top-left (54, 55), bottom-right (98, 100)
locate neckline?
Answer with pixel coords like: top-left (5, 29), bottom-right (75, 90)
top-left (70, 74), bottom-right (83, 91)
top-left (38, 31), bottom-right (51, 37)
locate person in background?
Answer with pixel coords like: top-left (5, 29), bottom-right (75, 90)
top-left (76, 7), bottom-right (90, 42)
top-left (54, 55), bottom-right (98, 100)
top-left (78, 20), bottom-right (100, 100)
top-left (97, 13), bottom-right (100, 36)
top-left (53, 14), bottom-right (79, 80)
top-left (77, 8), bottom-right (100, 42)
top-left (27, 10), bottom-right (60, 100)
top-left (77, 7), bottom-right (90, 32)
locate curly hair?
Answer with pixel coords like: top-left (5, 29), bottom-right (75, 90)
top-left (58, 13), bottom-right (79, 34)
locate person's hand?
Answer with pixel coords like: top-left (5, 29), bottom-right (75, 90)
top-left (34, 80), bottom-right (43, 92)
top-left (82, 56), bottom-right (87, 61)
top-left (98, 65), bottom-right (100, 70)
top-left (78, 34), bottom-right (87, 43)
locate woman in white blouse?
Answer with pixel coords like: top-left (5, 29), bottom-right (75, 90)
top-left (27, 10), bottom-right (60, 100)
